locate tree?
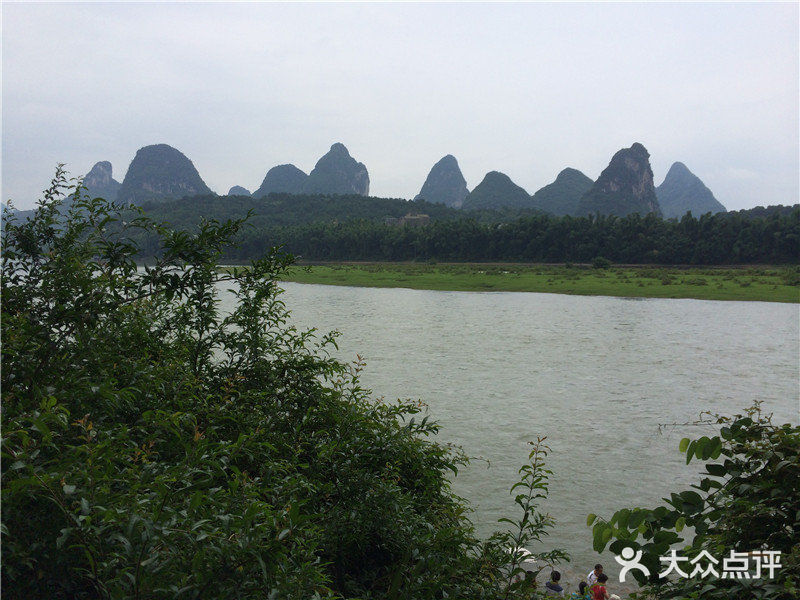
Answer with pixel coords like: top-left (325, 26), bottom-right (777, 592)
top-left (1, 169), bottom-right (567, 599)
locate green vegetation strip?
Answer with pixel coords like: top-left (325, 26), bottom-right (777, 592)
top-left (278, 263), bottom-right (800, 303)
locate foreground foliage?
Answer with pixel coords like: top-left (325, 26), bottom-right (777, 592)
top-left (590, 404), bottom-right (799, 600)
top-left (1, 170), bottom-right (566, 598)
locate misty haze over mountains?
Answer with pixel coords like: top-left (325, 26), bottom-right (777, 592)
top-left (4, 3), bottom-right (796, 214)
top-left (64, 141), bottom-right (734, 220)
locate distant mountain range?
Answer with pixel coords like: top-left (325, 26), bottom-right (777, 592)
top-left (14, 140), bottom-right (739, 219)
top-left (417, 143), bottom-right (720, 218)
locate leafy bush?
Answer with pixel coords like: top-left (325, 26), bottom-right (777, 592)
top-left (1, 169), bottom-right (566, 599)
top-left (589, 403), bottom-right (799, 599)
top-left (592, 256), bottom-right (612, 269)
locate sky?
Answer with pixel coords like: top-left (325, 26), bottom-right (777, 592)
top-left (2, 1), bottom-right (798, 211)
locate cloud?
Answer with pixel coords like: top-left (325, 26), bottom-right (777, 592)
top-left (2, 2), bottom-right (797, 210)
top-left (723, 168), bottom-right (760, 182)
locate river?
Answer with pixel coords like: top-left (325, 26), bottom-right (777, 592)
top-left (222, 282), bottom-right (799, 588)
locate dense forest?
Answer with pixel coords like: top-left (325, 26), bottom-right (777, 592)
top-left (132, 194), bottom-right (800, 264)
top-left (7, 191), bottom-right (798, 264)
top-left (138, 192), bottom-right (542, 227)
top-left (230, 211), bottom-right (799, 264)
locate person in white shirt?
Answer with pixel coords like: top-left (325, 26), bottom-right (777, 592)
top-left (587, 563), bottom-right (603, 585)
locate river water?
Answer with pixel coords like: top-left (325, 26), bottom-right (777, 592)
top-left (222, 282), bottom-right (799, 587)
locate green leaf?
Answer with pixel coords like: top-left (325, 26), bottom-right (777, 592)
top-left (694, 436), bottom-right (710, 459)
top-left (705, 463), bottom-right (726, 477)
top-left (592, 528), bottom-right (607, 553)
top-left (616, 509), bottom-right (630, 529)
top-left (685, 441), bottom-right (696, 464)
top-left (587, 514), bottom-right (597, 526)
top-left (602, 526), bottom-right (613, 545)
top-left (678, 437), bottom-right (690, 452)
top-left (628, 510), bottom-right (646, 529)
top-left (189, 491), bottom-right (203, 511)
top-left (708, 437), bottom-right (723, 459)
top-left (679, 490), bottom-right (703, 506)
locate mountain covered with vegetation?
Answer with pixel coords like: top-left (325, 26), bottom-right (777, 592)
top-left (302, 143), bottom-right (369, 196)
top-left (117, 144), bottom-right (212, 204)
top-left (139, 192), bottom-right (465, 229)
top-left (530, 168), bottom-right (594, 216)
top-left (82, 161), bottom-right (121, 201)
top-left (227, 185), bottom-right (251, 196)
top-left (253, 164), bottom-right (308, 198)
top-left (656, 161), bottom-right (726, 218)
top-left (414, 154), bottom-right (469, 208)
top-left (577, 143), bottom-right (662, 217)
top-left (461, 171), bottom-right (531, 210)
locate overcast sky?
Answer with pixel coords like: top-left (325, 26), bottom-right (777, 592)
top-left (2, 2), bottom-right (798, 211)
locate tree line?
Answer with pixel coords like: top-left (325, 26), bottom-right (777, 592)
top-left (125, 194), bottom-right (800, 264)
top-left (11, 191), bottom-right (798, 265)
top-left (216, 210), bottom-right (799, 265)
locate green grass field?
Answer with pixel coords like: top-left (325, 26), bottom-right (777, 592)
top-left (275, 263), bottom-right (800, 303)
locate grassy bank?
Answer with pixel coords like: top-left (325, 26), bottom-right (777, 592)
top-left (276, 263), bottom-right (800, 303)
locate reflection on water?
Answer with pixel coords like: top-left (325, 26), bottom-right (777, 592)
top-left (221, 283), bottom-right (799, 586)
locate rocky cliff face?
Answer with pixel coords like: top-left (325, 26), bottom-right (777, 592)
top-left (577, 143), bottom-right (661, 217)
top-left (227, 185), bottom-right (251, 197)
top-left (303, 143), bottom-right (369, 196)
top-left (83, 161), bottom-right (121, 201)
top-left (656, 162), bottom-right (726, 218)
top-left (253, 164), bottom-right (308, 198)
top-left (414, 155), bottom-right (469, 208)
top-left (530, 168), bottom-right (593, 216)
top-left (117, 144), bottom-right (212, 204)
top-left (461, 171), bottom-right (531, 210)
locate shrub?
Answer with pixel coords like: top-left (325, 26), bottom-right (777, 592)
top-left (2, 170), bottom-right (566, 599)
top-left (592, 256), bottom-right (611, 269)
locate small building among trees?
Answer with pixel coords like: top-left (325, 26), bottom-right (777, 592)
top-left (385, 213), bottom-right (430, 227)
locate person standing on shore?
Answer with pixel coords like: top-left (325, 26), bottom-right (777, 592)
top-left (544, 570), bottom-right (564, 596)
top-left (586, 564), bottom-right (603, 586)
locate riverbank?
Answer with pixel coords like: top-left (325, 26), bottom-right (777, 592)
top-left (276, 263), bottom-right (799, 303)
